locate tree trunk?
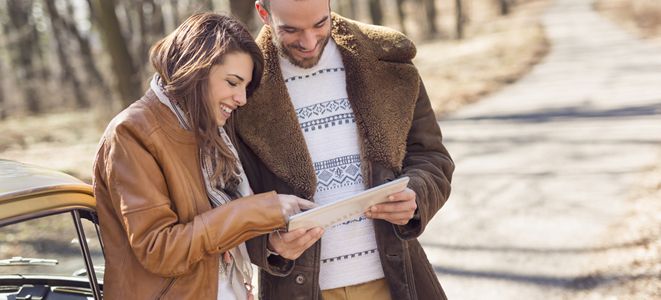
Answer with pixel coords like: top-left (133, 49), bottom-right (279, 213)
top-left (499, 0), bottom-right (510, 15)
top-left (396, 0), bottom-right (407, 35)
top-left (423, 0), bottom-right (438, 38)
top-left (169, 0), bottom-right (179, 29)
top-left (89, 0), bottom-right (141, 108)
top-left (6, 0), bottom-right (40, 113)
top-left (136, 0), bottom-right (148, 73)
top-left (455, 0), bottom-right (464, 39)
top-left (0, 54), bottom-right (5, 119)
top-left (145, 0), bottom-right (165, 37)
top-left (336, 0), bottom-right (356, 20)
top-left (199, 0), bottom-right (214, 11)
top-left (59, 0), bottom-right (112, 101)
top-left (368, 0), bottom-right (384, 25)
top-left (45, 0), bottom-right (87, 108)
top-left (229, 0), bottom-right (255, 31)
top-left (347, 0), bottom-right (357, 19)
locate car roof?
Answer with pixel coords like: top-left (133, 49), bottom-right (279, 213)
top-left (0, 159), bottom-right (95, 224)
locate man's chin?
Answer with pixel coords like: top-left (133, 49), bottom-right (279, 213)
top-left (290, 56), bottom-right (321, 69)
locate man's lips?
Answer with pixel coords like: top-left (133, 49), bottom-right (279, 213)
top-left (293, 45), bottom-right (318, 58)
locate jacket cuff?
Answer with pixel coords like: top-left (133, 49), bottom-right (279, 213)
top-left (259, 235), bottom-right (295, 276)
top-left (393, 176), bottom-right (426, 240)
top-left (200, 191), bottom-right (285, 254)
top-left (393, 207), bottom-right (422, 240)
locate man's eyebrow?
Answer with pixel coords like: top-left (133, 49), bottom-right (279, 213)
top-left (278, 24), bottom-right (298, 31)
top-left (278, 15), bottom-right (329, 31)
top-left (314, 16), bottom-right (329, 26)
top-left (228, 74), bottom-right (245, 81)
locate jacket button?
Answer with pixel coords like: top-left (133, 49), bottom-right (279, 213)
top-left (295, 274), bottom-right (306, 285)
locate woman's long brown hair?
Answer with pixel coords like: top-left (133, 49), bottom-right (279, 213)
top-left (149, 13), bottom-right (263, 191)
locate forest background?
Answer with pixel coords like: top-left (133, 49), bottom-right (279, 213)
top-left (0, 0), bottom-right (548, 181)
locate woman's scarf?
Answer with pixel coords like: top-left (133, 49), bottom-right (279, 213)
top-left (151, 74), bottom-right (254, 300)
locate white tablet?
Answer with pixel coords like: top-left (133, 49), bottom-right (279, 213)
top-left (287, 176), bottom-right (410, 231)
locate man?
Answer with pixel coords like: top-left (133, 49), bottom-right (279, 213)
top-left (231, 0), bottom-right (454, 299)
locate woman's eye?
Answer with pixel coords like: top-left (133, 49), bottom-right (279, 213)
top-left (227, 80), bottom-right (238, 87)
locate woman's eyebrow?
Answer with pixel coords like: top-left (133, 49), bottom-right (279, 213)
top-left (228, 74), bottom-right (245, 81)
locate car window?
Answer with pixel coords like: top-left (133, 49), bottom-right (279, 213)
top-left (81, 214), bottom-right (105, 278)
top-left (0, 211), bottom-right (104, 278)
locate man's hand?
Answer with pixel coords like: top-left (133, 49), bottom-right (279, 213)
top-left (267, 227), bottom-right (323, 260)
top-left (365, 187), bottom-right (417, 225)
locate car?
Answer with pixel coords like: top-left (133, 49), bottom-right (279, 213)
top-left (0, 159), bottom-right (103, 299)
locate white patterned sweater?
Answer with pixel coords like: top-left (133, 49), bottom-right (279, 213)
top-left (279, 39), bottom-right (385, 290)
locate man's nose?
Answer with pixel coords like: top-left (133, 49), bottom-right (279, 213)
top-left (299, 30), bottom-right (317, 51)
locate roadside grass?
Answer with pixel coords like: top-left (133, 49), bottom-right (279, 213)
top-left (594, 0), bottom-right (661, 39)
top-left (591, 2), bottom-right (661, 298)
top-left (416, 0), bottom-right (550, 117)
top-left (575, 158), bottom-right (661, 299)
top-left (0, 110), bottom-right (108, 182)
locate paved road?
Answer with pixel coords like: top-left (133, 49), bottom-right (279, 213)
top-left (420, 0), bottom-right (661, 298)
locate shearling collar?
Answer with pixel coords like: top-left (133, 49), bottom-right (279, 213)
top-left (235, 14), bottom-right (421, 198)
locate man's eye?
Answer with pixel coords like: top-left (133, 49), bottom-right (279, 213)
top-left (284, 28), bottom-right (297, 33)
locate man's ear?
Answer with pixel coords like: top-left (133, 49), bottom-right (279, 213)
top-left (255, 1), bottom-right (270, 25)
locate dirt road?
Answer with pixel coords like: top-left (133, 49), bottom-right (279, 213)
top-left (421, 0), bottom-right (661, 298)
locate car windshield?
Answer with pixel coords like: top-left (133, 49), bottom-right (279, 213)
top-left (0, 211), bottom-right (104, 278)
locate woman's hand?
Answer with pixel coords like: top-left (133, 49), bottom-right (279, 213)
top-left (268, 194), bottom-right (321, 260)
top-left (267, 227), bottom-right (323, 260)
top-left (277, 194), bottom-right (316, 218)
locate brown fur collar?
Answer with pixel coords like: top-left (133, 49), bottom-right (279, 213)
top-left (235, 14), bottom-right (421, 198)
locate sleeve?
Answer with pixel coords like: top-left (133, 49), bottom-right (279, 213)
top-left (226, 121), bottom-right (295, 276)
top-left (394, 79), bottom-right (455, 240)
top-left (102, 125), bottom-right (286, 277)
top-left (246, 234), bottom-right (295, 276)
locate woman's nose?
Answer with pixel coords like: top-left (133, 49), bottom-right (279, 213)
top-left (234, 90), bottom-right (247, 106)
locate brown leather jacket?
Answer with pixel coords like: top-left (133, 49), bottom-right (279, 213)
top-left (93, 90), bottom-right (286, 299)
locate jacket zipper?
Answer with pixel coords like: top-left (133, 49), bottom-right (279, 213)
top-left (157, 278), bottom-right (178, 299)
top-left (366, 159), bottom-right (373, 188)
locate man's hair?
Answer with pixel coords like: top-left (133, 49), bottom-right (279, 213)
top-left (260, 0), bottom-right (322, 14)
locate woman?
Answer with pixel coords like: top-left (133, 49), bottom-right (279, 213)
top-left (93, 13), bottom-right (311, 299)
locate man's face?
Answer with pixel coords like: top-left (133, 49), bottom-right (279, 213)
top-left (258, 0), bottom-right (332, 69)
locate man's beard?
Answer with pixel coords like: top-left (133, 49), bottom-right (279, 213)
top-left (274, 33), bottom-right (331, 69)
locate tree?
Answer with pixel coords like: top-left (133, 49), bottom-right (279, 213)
top-left (368, 0), bottom-right (384, 25)
top-left (422, 0), bottom-right (438, 38)
top-left (499, 0), bottom-right (510, 15)
top-left (60, 0), bottom-right (112, 100)
top-left (335, 0), bottom-right (357, 20)
top-left (5, 0), bottom-right (41, 113)
top-left (396, 0), bottom-right (407, 35)
top-left (230, 0), bottom-right (256, 31)
top-left (89, 0), bottom-right (141, 108)
top-left (45, 0), bottom-right (87, 108)
top-left (0, 54), bottom-right (5, 119)
top-left (168, 0), bottom-right (179, 30)
top-left (455, 0), bottom-right (464, 39)
top-left (127, 0), bottom-right (166, 79)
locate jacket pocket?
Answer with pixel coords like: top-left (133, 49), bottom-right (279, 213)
top-left (156, 277), bottom-right (178, 299)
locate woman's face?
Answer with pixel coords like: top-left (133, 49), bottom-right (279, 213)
top-left (207, 51), bottom-right (254, 126)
